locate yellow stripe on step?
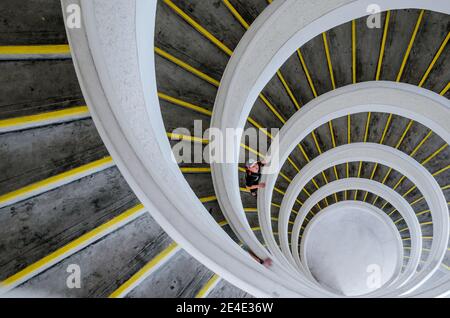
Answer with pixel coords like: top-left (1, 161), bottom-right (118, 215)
top-left (0, 156), bottom-right (114, 207)
top-left (195, 274), bottom-right (220, 298)
top-left (155, 47), bottom-right (220, 87)
top-left (109, 242), bottom-right (180, 298)
top-left (0, 204), bottom-right (145, 288)
top-left (180, 167), bottom-right (211, 173)
top-left (0, 106), bottom-right (89, 131)
top-left (0, 45), bottom-right (70, 55)
top-left (440, 82), bottom-right (450, 96)
top-left (167, 132), bottom-right (209, 144)
top-left (167, 132), bottom-right (266, 159)
top-left (199, 188), bottom-right (249, 204)
top-left (158, 93), bottom-right (212, 116)
top-left (163, 0), bottom-right (233, 56)
top-left (200, 196), bottom-right (217, 203)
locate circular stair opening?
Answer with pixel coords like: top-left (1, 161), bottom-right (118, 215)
top-left (302, 204), bottom-right (401, 296)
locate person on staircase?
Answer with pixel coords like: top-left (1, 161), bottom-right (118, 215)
top-left (248, 250), bottom-right (273, 268)
top-left (245, 159), bottom-right (266, 197)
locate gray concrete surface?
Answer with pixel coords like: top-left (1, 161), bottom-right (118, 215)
top-left (208, 279), bottom-right (253, 298)
top-left (0, 0), bottom-right (67, 46)
top-left (126, 250), bottom-right (212, 298)
top-left (0, 119), bottom-right (108, 195)
top-left (402, 11), bottom-right (450, 88)
top-left (355, 13), bottom-right (385, 82)
top-left (227, 0), bottom-right (267, 28)
top-left (0, 1), bottom-right (448, 298)
top-left (155, 1), bottom-right (229, 80)
top-left (328, 21), bottom-right (353, 88)
top-left (0, 60), bottom-right (84, 119)
top-left (156, 55), bottom-right (217, 111)
top-left (0, 167), bottom-right (139, 280)
top-left (15, 213), bottom-right (172, 297)
top-left (380, 10), bottom-right (422, 81)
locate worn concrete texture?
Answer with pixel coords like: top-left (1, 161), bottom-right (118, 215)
top-left (328, 21), bottom-right (353, 88)
top-left (154, 2), bottom-right (450, 250)
top-left (160, 99), bottom-right (211, 134)
top-left (126, 250), bottom-right (212, 298)
top-left (155, 1), bottom-right (229, 80)
top-left (1, 1), bottom-right (449, 298)
top-left (0, 119), bottom-right (108, 195)
top-left (0, 167), bottom-right (139, 281)
top-left (15, 213), bottom-right (173, 297)
top-left (208, 279), bottom-right (253, 298)
top-left (156, 55), bottom-right (218, 112)
top-left (402, 11), bottom-right (450, 90)
top-left (0, 60), bottom-right (84, 119)
top-left (0, 0), bottom-right (67, 46)
top-left (380, 10), bottom-right (421, 81)
top-left (228, 0), bottom-right (267, 26)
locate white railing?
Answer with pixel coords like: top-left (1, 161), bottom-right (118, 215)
top-left (63, 0), bottom-right (450, 297)
top-left (258, 84), bottom-right (450, 296)
top-left (62, 0), bottom-right (334, 297)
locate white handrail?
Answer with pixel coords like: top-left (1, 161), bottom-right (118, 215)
top-left (63, 0), bottom-right (450, 297)
top-left (271, 142), bottom-right (445, 290)
top-left (211, 0), bottom-right (450, 283)
top-left (62, 0), bottom-right (334, 297)
top-left (290, 178), bottom-right (421, 293)
top-left (299, 201), bottom-right (404, 292)
top-left (257, 89), bottom-right (450, 295)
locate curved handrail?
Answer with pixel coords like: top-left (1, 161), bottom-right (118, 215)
top-left (62, 0), bottom-right (333, 297)
top-left (256, 82), bottom-right (450, 296)
top-left (258, 90), bottom-right (450, 294)
top-left (290, 178), bottom-right (421, 292)
top-left (210, 0), bottom-right (450, 267)
top-left (272, 143), bottom-right (444, 280)
top-left (63, 0), bottom-right (450, 297)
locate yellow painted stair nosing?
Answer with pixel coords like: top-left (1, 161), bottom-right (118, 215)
top-left (0, 106), bottom-right (90, 133)
top-left (108, 242), bottom-right (181, 298)
top-left (0, 45), bottom-right (71, 55)
top-left (0, 204), bottom-right (146, 293)
top-left (195, 274), bottom-right (221, 298)
top-left (0, 157), bottom-right (114, 208)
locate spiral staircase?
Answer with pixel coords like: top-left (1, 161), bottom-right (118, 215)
top-left (0, 0), bottom-right (449, 298)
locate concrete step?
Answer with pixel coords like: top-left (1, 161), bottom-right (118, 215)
top-left (0, 60), bottom-right (83, 119)
top-left (0, 119), bottom-right (108, 196)
top-left (0, 167), bottom-right (139, 282)
top-left (13, 213), bottom-right (173, 297)
top-left (0, 0), bottom-right (68, 46)
top-left (125, 250), bottom-right (213, 298)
